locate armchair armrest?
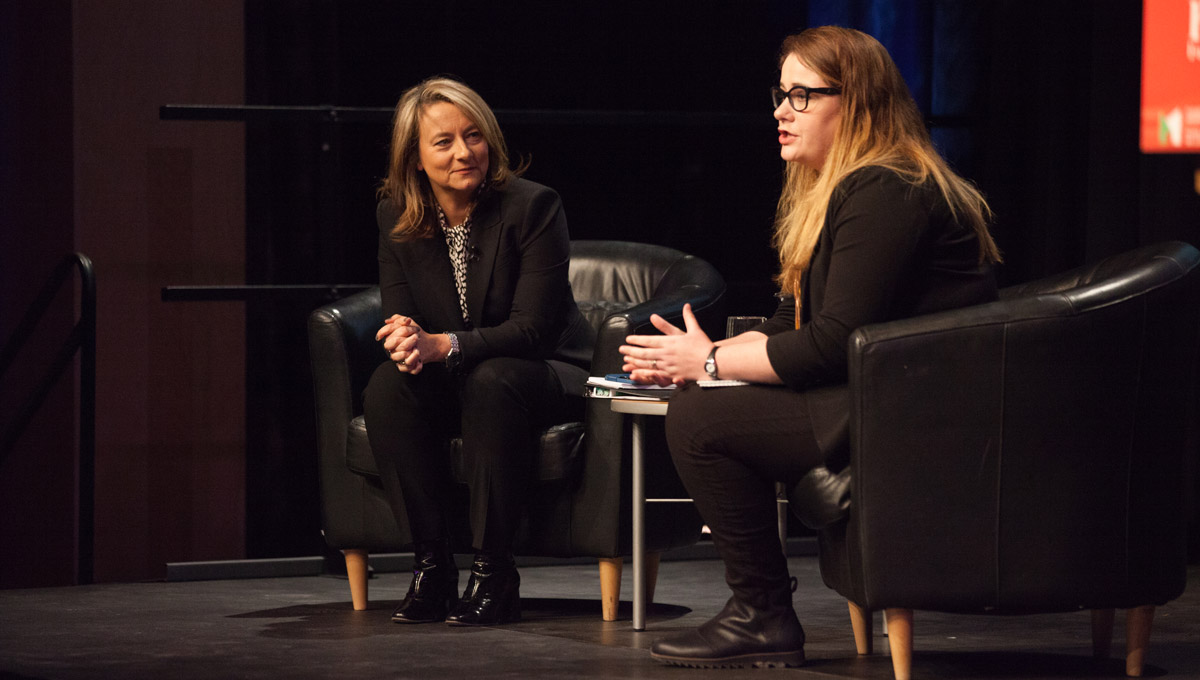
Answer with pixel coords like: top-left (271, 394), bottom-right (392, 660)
top-left (843, 302), bottom-right (1016, 609)
top-left (843, 271), bottom-right (1195, 611)
top-left (308, 287), bottom-right (385, 432)
top-left (307, 287), bottom-right (396, 548)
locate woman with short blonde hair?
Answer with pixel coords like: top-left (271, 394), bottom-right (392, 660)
top-left (365, 76), bottom-right (591, 627)
top-left (379, 76), bottom-right (522, 242)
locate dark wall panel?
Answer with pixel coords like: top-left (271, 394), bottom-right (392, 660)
top-left (0, 0), bottom-right (79, 588)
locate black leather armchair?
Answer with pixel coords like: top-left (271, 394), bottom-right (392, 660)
top-left (308, 240), bottom-right (726, 618)
top-left (816, 241), bottom-right (1200, 679)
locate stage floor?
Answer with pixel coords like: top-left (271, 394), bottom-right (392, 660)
top-left (1, 556), bottom-right (1198, 679)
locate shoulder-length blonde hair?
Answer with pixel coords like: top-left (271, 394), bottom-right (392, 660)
top-left (378, 76), bottom-right (523, 241)
top-left (773, 26), bottom-right (1001, 295)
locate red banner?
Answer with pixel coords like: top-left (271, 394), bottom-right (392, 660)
top-left (1141, 0), bottom-right (1200, 152)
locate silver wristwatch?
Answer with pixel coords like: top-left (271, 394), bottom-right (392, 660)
top-left (445, 332), bottom-right (462, 372)
top-left (704, 346), bottom-right (719, 380)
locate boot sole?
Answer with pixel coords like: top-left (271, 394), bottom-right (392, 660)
top-left (650, 649), bottom-right (805, 669)
top-left (391, 596), bottom-right (458, 623)
top-left (444, 608), bottom-right (522, 627)
top-left (445, 592), bottom-right (521, 626)
top-left (391, 612), bottom-right (447, 623)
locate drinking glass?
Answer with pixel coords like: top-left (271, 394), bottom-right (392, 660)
top-left (725, 315), bottom-right (767, 339)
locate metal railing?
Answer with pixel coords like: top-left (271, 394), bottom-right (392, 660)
top-left (0, 253), bottom-right (96, 584)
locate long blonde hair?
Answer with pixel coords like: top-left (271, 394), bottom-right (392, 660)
top-left (773, 26), bottom-right (1001, 295)
top-left (378, 77), bottom-right (523, 241)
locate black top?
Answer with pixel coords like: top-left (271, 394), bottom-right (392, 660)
top-left (376, 177), bottom-right (594, 375)
top-left (760, 165), bottom-right (998, 391)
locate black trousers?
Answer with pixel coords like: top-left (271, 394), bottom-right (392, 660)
top-left (362, 357), bottom-right (585, 553)
top-left (665, 382), bottom-right (826, 609)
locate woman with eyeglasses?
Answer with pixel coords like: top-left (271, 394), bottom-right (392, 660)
top-left (621, 26), bottom-right (1002, 668)
top-left (364, 76), bottom-right (594, 627)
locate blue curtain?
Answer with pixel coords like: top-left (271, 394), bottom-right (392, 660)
top-left (804, 0), bottom-right (984, 174)
top-left (808, 0), bottom-right (931, 109)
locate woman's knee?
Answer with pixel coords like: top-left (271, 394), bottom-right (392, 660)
top-left (664, 384), bottom-right (720, 459)
top-left (460, 357), bottom-right (547, 408)
top-left (363, 361), bottom-right (420, 420)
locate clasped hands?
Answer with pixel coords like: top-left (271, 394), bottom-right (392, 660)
top-left (377, 315), bottom-right (448, 375)
top-left (620, 303), bottom-right (713, 386)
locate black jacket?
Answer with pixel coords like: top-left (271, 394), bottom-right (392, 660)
top-left (759, 166), bottom-right (998, 458)
top-left (376, 177), bottom-right (594, 388)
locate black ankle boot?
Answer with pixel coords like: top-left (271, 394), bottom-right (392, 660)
top-left (445, 552), bottom-right (520, 626)
top-left (391, 541), bottom-right (458, 624)
top-left (649, 593), bottom-right (805, 668)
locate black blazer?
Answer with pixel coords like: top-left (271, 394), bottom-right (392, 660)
top-left (376, 177), bottom-right (594, 389)
top-left (758, 166), bottom-right (998, 459)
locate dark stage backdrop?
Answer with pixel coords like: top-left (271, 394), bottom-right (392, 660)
top-left (6, 2), bottom-right (1195, 586)
top-left (237, 0), bottom-right (1199, 562)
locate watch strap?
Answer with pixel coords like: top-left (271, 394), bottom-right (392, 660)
top-left (704, 345), bottom-right (719, 379)
top-left (445, 332), bottom-right (462, 371)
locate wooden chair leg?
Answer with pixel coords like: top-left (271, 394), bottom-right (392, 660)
top-left (1125, 605), bottom-right (1154, 677)
top-left (884, 608), bottom-right (913, 680)
top-left (848, 600), bottom-right (873, 655)
top-left (1091, 608), bottom-right (1115, 659)
top-left (645, 552), bottom-right (661, 605)
top-left (343, 549), bottom-right (369, 611)
top-left (598, 557), bottom-right (623, 622)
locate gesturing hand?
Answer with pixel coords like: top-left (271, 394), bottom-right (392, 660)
top-left (620, 303), bottom-right (713, 386)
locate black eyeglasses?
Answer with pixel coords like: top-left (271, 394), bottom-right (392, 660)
top-left (771, 85), bottom-right (841, 112)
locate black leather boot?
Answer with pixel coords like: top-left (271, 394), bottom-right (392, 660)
top-left (445, 552), bottom-right (521, 626)
top-left (650, 591), bottom-right (805, 668)
top-left (391, 541), bottom-right (458, 624)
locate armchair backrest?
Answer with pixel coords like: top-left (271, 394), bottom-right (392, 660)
top-left (568, 240), bottom-right (726, 328)
top-left (568, 240), bottom-right (726, 375)
top-left (838, 241), bottom-right (1200, 613)
top-left (997, 242), bottom-right (1197, 300)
